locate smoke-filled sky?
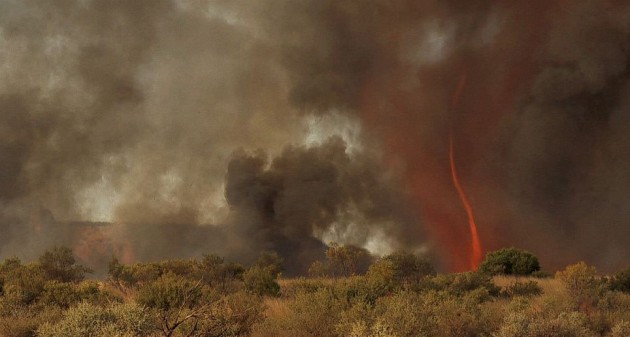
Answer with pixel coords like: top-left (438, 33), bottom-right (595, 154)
top-left (1, 0), bottom-right (629, 274)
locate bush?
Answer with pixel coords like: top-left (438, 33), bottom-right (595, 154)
top-left (136, 273), bottom-right (204, 310)
top-left (371, 290), bottom-right (490, 337)
top-left (325, 243), bottom-right (372, 277)
top-left (424, 272), bottom-right (500, 299)
top-left (253, 287), bottom-right (345, 337)
top-left (199, 254), bottom-right (245, 292)
top-left (243, 266), bottom-right (280, 297)
top-left (610, 268), bottom-right (630, 294)
top-left (38, 247), bottom-right (92, 283)
top-left (2, 264), bottom-right (47, 306)
top-left (501, 281), bottom-right (543, 298)
top-left (40, 281), bottom-right (81, 308)
top-left (479, 248), bottom-right (540, 276)
top-left (199, 291), bottom-right (265, 336)
top-left (0, 305), bottom-right (62, 337)
top-left (37, 302), bottom-right (153, 337)
top-left (365, 251), bottom-right (435, 291)
top-left (494, 311), bottom-right (596, 337)
top-left (556, 262), bottom-right (602, 309)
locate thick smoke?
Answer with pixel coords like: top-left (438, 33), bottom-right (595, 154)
top-left (223, 138), bottom-right (417, 274)
top-left (1, 0), bottom-right (629, 273)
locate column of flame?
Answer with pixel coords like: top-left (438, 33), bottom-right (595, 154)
top-left (449, 75), bottom-right (483, 269)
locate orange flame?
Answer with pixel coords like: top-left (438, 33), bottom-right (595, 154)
top-left (449, 74), bottom-right (483, 270)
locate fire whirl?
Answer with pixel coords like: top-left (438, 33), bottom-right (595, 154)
top-left (449, 132), bottom-right (483, 269)
top-left (449, 75), bottom-right (483, 270)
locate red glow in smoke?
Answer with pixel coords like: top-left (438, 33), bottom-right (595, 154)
top-left (449, 74), bottom-right (483, 270)
top-left (357, 1), bottom-right (564, 271)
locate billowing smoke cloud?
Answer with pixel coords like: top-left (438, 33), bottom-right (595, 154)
top-left (1, 0), bottom-right (629, 274)
top-left (223, 137), bottom-right (417, 274)
top-left (0, 0), bottom-right (420, 274)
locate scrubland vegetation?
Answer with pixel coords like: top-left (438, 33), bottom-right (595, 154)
top-left (1, 246), bottom-right (629, 336)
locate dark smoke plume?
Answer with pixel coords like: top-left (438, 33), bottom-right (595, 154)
top-left (1, 0), bottom-right (630, 274)
top-left (223, 137), bottom-right (417, 274)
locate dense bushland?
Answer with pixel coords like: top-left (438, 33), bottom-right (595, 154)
top-left (0, 245), bottom-right (629, 336)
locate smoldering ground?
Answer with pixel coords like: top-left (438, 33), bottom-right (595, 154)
top-left (1, 0), bottom-right (629, 274)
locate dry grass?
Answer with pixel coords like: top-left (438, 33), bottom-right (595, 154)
top-left (263, 297), bottom-right (291, 319)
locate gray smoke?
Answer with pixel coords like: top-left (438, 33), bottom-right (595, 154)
top-left (1, 0), bottom-right (630, 273)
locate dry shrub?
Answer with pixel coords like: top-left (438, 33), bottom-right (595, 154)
top-left (253, 287), bottom-right (346, 337)
top-left (494, 311), bottom-right (596, 337)
top-left (501, 281), bottom-right (543, 298)
top-left (556, 262), bottom-right (602, 310)
top-left (36, 302), bottom-right (153, 337)
top-left (336, 290), bottom-right (492, 337)
top-left (0, 305), bottom-right (61, 337)
top-left (610, 320), bottom-right (630, 337)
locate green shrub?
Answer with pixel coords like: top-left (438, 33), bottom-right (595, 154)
top-left (37, 247), bottom-right (92, 283)
top-left (243, 266), bottom-right (280, 297)
top-left (479, 248), bottom-right (540, 276)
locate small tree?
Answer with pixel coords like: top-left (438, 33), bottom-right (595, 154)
top-left (137, 273), bottom-right (210, 336)
top-left (383, 251), bottom-right (435, 284)
top-left (478, 247), bottom-right (540, 276)
top-left (556, 262), bottom-right (601, 310)
top-left (200, 254), bottom-right (244, 292)
top-left (38, 247), bottom-right (92, 283)
top-left (325, 243), bottom-right (372, 277)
